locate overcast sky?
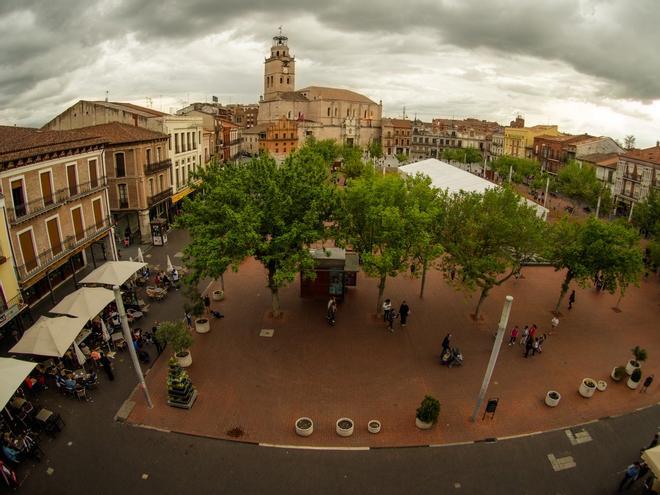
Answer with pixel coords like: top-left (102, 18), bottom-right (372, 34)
top-left (1, 0), bottom-right (659, 146)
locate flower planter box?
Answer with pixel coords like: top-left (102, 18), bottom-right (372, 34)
top-left (579, 378), bottom-right (596, 398)
top-left (415, 417), bottom-right (433, 430)
top-left (368, 420), bottom-right (381, 434)
top-left (295, 417), bottom-right (313, 437)
top-left (195, 318), bottom-right (210, 334)
top-left (336, 418), bottom-right (354, 437)
top-left (596, 380), bottom-right (607, 392)
top-left (545, 391), bottom-right (561, 407)
top-left (176, 350), bottom-right (192, 368)
top-left (626, 359), bottom-right (640, 376)
top-left (212, 290), bottom-right (225, 301)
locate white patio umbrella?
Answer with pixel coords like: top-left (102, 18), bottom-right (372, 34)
top-left (50, 287), bottom-right (115, 321)
top-left (0, 358), bottom-right (37, 410)
top-left (166, 255), bottom-right (174, 272)
top-left (80, 261), bottom-right (146, 286)
top-left (643, 445), bottom-right (660, 475)
top-left (137, 248), bottom-right (145, 263)
top-left (10, 315), bottom-right (87, 357)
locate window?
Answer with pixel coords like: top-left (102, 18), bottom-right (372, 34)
top-left (115, 153), bottom-right (125, 178)
top-left (92, 198), bottom-right (103, 229)
top-left (67, 164), bottom-right (78, 195)
top-left (18, 229), bottom-right (37, 271)
top-left (280, 77), bottom-right (283, 84)
top-left (118, 184), bottom-right (129, 209)
top-left (46, 217), bottom-right (62, 255)
top-left (169, 135), bottom-right (172, 150)
top-left (327, 107), bottom-right (331, 117)
top-left (40, 171), bottom-right (53, 206)
top-left (286, 77), bottom-right (289, 84)
top-left (71, 207), bottom-right (84, 241)
top-left (159, 174), bottom-right (164, 192)
top-left (192, 132), bottom-right (197, 150)
top-left (146, 148), bottom-right (152, 164)
top-left (347, 109), bottom-right (350, 117)
top-left (176, 168), bottom-right (180, 189)
top-left (334, 108), bottom-right (338, 117)
top-left (175, 134), bottom-right (180, 153)
top-left (187, 132), bottom-right (191, 151)
top-left (149, 178), bottom-right (154, 197)
top-left (156, 147), bottom-right (161, 161)
top-left (88, 159), bottom-right (98, 188)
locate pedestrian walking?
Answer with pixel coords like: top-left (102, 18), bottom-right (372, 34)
top-left (508, 325), bottom-right (519, 346)
top-left (151, 324), bottom-right (163, 355)
top-left (326, 297), bottom-right (337, 326)
top-left (529, 324), bottom-right (537, 339)
top-left (399, 301), bottom-right (410, 326)
top-left (532, 337), bottom-right (541, 356)
top-left (520, 325), bottom-right (529, 346)
top-left (549, 316), bottom-right (559, 335)
top-left (640, 374), bottom-right (654, 393)
top-left (171, 268), bottom-right (180, 289)
top-left (99, 352), bottom-right (114, 381)
top-left (568, 290), bottom-right (576, 310)
top-left (382, 299), bottom-right (392, 322)
top-left (185, 311), bottom-right (192, 329)
top-left (386, 309), bottom-right (397, 332)
top-left (442, 333), bottom-right (452, 354)
top-left (618, 462), bottom-right (641, 491)
top-left (524, 337), bottom-right (534, 358)
top-left (203, 295), bottom-right (211, 316)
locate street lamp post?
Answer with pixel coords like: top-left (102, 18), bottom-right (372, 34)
top-left (113, 285), bottom-right (153, 408)
top-left (470, 295), bottom-right (514, 422)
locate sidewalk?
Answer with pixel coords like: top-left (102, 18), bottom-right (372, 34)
top-left (126, 258), bottom-right (660, 447)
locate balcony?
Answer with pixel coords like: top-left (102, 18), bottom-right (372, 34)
top-left (148, 187), bottom-right (172, 207)
top-left (15, 222), bottom-right (111, 282)
top-left (623, 172), bottom-right (642, 183)
top-left (144, 159), bottom-right (172, 175)
top-left (0, 294), bottom-right (26, 326)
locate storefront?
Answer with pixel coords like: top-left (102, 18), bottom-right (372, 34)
top-left (300, 247), bottom-right (359, 301)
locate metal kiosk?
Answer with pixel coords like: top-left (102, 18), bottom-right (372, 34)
top-left (150, 218), bottom-right (168, 246)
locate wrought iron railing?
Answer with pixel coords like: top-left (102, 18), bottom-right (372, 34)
top-left (148, 188), bottom-right (172, 206)
top-left (144, 159), bottom-right (172, 175)
top-left (0, 293), bottom-right (24, 315)
top-left (15, 222), bottom-right (111, 281)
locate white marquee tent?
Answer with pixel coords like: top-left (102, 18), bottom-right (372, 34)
top-left (399, 159), bottom-right (549, 220)
top-left (10, 315), bottom-right (87, 357)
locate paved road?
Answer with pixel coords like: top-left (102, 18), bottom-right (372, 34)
top-left (9, 229), bottom-right (660, 494)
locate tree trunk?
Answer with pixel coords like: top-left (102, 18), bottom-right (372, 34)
top-left (267, 266), bottom-right (281, 317)
top-left (474, 286), bottom-right (490, 319)
top-left (615, 290), bottom-right (624, 310)
top-left (554, 272), bottom-right (573, 312)
top-left (220, 273), bottom-right (225, 292)
top-left (376, 274), bottom-right (387, 315)
top-left (419, 259), bottom-right (428, 299)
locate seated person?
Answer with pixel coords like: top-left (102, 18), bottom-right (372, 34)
top-left (63, 375), bottom-right (77, 390)
top-left (2, 443), bottom-right (21, 463)
top-left (24, 375), bottom-right (45, 392)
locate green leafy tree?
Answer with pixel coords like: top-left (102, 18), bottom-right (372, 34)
top-left (491, 156), bottom-right (541, 184)
top-left (441, 187), bottom-right (546, 319)
top-left (297, 137), bottom-right (340, 166)
top-left (338, 173), bottom-right (427, 313)
top-left (624, 135), bottom-right (636, 150)
top-left (178, 152), bottom-right (335, 316)
top-left (395, 152), bottom-right (408, 164)
top-left (368, 140), bottom-right (383, 159)
top-left (632, 190), bottom-right (660, 238)
top-left (545, 217), bottom-right (644, 312)
top-left (554, 160), bottom-right (602, 211)
top-left (442, 148), bottom-right (483, 164)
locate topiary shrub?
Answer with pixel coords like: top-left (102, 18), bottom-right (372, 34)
top-left (416, 395), bottom-right (440, 424)
top-left (156, 320), bottom-right (193, 357)
top-left (632, 346), bottom-right (648, 364)
top-left (631, 368), bottom-right (643, 383)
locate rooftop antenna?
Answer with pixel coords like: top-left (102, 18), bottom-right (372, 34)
top-left (146, 97), bottom-right (153, 108)
top-left (105, 90), bottom-right (109, 102)
top-left (402, 105), bottom-right (406, 119)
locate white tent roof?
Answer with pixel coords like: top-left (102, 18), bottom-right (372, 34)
top-left (0, 358), bottom-right (37, 410)
top-left (50, 287), bottom-right (115, 321)
top-left (400, 158), bottom-right (549, 219)
top-left (643, 445), bottom-right (660, 476)
top-left (10, 315), bottom-right (87, 357)
top-left (80, 261), bottom-right (146, 286)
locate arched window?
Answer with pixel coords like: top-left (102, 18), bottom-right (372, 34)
top-left (334, 107), bottom-right (338, 117)
top-left (280, 77), bottom-right (283, 84)
top-left (327, 107), bottom-right (331, 117)
top-left (286, 77), bottom-right (289, 84)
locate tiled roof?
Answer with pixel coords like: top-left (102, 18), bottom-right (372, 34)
top-left (535, 134), bottom-right (573, 142)
top-left (298, 86), bottom-right (377, 105)
top-left (579, 152), bottom-right (620, 169)
top-left (0, 125), bottom-right (107, 163)
top-left (91, 101), bottom-right (169, 118)
top-left (279, 91), bottom-right (310, 102)
top-left (382, 118), bottom-right (412, 128)
top-left (624, 145), bottom-right (660, 165)
top-left (76, 122), bottom-right (169, 145)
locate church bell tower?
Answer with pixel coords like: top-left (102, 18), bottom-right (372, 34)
top-left (263, 28), bottom-right (295, 101)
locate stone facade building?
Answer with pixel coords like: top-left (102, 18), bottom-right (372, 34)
top-left (504, 124), bottom-right (562, 159)
top-left (382, 118), bottom-right (412, 157)
top-left (0, 126), bottom-right (115, 306)
top-left (533, 134), bottom-right (623, 174)
top-left (614, 145), bottom-right (660, 212)
top-left (257, 32), bottom-right (382, 151)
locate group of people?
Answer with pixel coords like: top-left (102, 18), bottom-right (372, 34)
top-left (618, 432), bottom-right (660, 491)
top-left (508, 323), bottom-right (548, 358)
top-left (382, 299), bottom-right (410, 332)
top-left (154, 268), bottom-right (179, 290)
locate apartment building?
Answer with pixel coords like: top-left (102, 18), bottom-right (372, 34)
top-left (0, 194), bottom-right (27, 336)
top-left (614, 144), bottom-right (660, 213)
top-left (382, 118), bottom-right (411, 157)
top-left (0, 126), bottom-right (115, 305)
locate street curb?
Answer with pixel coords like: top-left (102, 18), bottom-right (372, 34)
top-left (259, 443), bottom-right (369, 451)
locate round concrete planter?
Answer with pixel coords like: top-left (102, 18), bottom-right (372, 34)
top-left (415, 417), bottom-right (434, 430)
top-left (336, 418), bottom-right (354, 437)
top-left (626, 359), bottom-right (640, 376)
top-left (195, 318), bottom-right (210, 334)
top-left (627, 377), bottom-right (641, 390)
top-left (176, 350), bottom-right (192, 368)
top-left (596, 380), bottom-right (607, 392)
top-left (212, 290), bottom-right (225, 301)
top-left (545, 391), bottom-right (561, 407)
top-left (367, 420), bottom-right (381, 434)
top-left (611, 367), bottom-right (626, 381)
top-left (579, 378), bottom-right (596, 398)
top-left (295, 417), bottom-right (313, 437)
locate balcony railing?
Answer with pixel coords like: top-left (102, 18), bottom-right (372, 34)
top-left (144, 159), bottom-right (172, 175)
top-left (15, 222), bottom-right (111, 282)
top-left (7, 178), bottom-right (107, 225)
top-left (623, 172), bottom-right (642, 182)
top-left (148, 188), bottom-right (172, 207)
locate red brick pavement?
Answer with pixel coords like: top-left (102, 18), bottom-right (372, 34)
top-left (127, 260), bottom-right (660, 447)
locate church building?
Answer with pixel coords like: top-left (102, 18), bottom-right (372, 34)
top-left (257, 31), bottom-right (382, 150)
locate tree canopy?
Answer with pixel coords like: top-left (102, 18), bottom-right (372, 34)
top-left (441, 187), bottom-right (546, 318)
top-left (491, 156), bottom-right (541, 184)
top-left (554, 160), bottom-right (603, 210)
top-left (442, 147), bottom-right (483, 164)
top-left (178, 147), bottom-right (335, 315)
top-left (632, 189), bottom-right (660, 239)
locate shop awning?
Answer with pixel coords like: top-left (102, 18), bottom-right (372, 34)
top-left (0, 358), bottom-right (37, 410)
top-left (10, 315), bottom-right (87, 357)
top-left (50, 287), bottom-right (115, 321)
top-left (80, 261), bottom-right (146, 286)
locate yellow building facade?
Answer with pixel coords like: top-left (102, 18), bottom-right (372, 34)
top-left (503, 125), bottom-right (561, 159)
top-left (0, 194), bottom-right (25, 334)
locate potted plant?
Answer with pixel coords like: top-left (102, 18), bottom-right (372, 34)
top-left (184, 283), bottom-right (209, 334)
top-left (596, 380), bottom-right (607, 392)
top-left (545, 391), bottom-right (561, 407)
top-left (336, 418), bottom-right (354, 437)
top-left (611, 366), bottom-right (627, 381)
top-left (579, 378), bottom-right (597, 398)
top-left (628, 368), bottom-right (643, 390)
top-left (295, 417), bottom-right (313, 437)
top-left (166, 358), bottom-right (197, 409)
top-left (626, 346), bottom-right (648, 375)
top-left (212, 289), bottom-right (225, 301)
top-left (415, 395), bottom-right (440, 430)
top-left (368, 420), bottom-right (381, 434)
top-left (156, 320), bottom-right (194, 368)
